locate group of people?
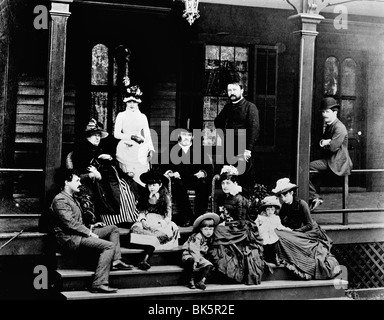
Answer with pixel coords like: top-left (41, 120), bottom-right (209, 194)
top-left (49, 76), bottom-right (350, 294)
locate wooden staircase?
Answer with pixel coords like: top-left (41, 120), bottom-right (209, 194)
top-left (55, 228), bottom-right (349, 301)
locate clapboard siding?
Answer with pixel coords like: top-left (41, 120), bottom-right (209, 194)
top-left (14, 78), bottom-right (76, 167)
top-left (150, 80), bottom-right (177, 135)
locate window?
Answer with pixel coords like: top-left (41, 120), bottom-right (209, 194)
top-left (202, 44), bottom-right (278, 148)
top-left (90, 44), bottom-right (130, 131)
top-left (323, 56), bottom-right (357, 134)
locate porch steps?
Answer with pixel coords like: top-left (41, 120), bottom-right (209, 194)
top-left (56, 225), bottom-right (348, 300)
top-left (56, 263), bottom-right (298, 292)
top-left (61, 279), bottom-right (348, 301)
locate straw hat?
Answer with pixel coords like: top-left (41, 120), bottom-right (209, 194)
top-left (259, 196), bottom-right (281, 210)
top-left (84, 118), bottom-right (108, 139)
top-left (272, 178), bottom-right (298, 195)
top-left (192, 212), bottom-right (220, 231)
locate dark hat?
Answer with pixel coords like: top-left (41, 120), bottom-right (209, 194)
top-left (192, 212), bottom-right (220, 231)
top-left (123, 84), bottom-right (143, 103)
top-left (140, 170), bottom-right (169, 186)
top-left (84, 118), bottom-right (108, 139)
top-left (319, 97), bottom-right (340, 111)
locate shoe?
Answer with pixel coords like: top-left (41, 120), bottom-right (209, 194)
top-left (111, 260), bottom-right (134, 271)
top-left (195, 280), bottom-right (206, 290)
top-left (90, 284), bottom-right (118, 294)
top-left (138, 261), bottom-right (151, 270)
top-left (188, 279), bottom-right (196, 289)
top-left (310, 198), bottom-right (323, 211)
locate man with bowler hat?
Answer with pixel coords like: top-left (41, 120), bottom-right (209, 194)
top-left (309, 97), bottom-right (353, 210)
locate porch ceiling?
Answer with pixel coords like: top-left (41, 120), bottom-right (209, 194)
top-left (201, 0), bottom-right (384, 18)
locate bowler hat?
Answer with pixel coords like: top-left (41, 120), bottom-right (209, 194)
top-left (192, 212), bottom-right (220, 231)
top-left (319, 97), bottom-right (340, 111)
top-left (84, 118), bottom-right (108, 139)
top-left (272, 178), bottom-right (298, 195)
top-left (140, 170), bottom-right (169, 186)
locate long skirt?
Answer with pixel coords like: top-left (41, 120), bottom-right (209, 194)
top-left (275, 224), bottom-right (339, 280)
top-left (116, 140), bottom-right (150, 187)
top-left (130, 213), bottom-right (180, 249)
top-left (208, 220), bottom-right (265, 285)
top-left (96, 165), bottom-right (139, 226)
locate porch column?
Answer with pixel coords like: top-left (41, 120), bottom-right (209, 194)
top-left (43, 0), bottom-right (72, 206)
top-left (288, 13), bottom-right (323, 201)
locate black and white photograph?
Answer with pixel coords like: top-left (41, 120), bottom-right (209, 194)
top-left (0, 0), bottom-right (384, 309)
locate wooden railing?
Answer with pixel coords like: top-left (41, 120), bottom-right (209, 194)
top-left (310, 169), bottom-right (384, 225)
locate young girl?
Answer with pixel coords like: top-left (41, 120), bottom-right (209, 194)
top-left (130, 170), bottom-right (180, 270)
top-left (181, 212), bottom-right (220, 290)
top-left (255, 196), bottom-right (291, 264)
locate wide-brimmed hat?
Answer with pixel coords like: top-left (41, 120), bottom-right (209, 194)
top-left (319, 97), bottom-right (340, 111)
top-left (272, 178), bottom-right (298, 195)
top-left (259, 196), bottom-right (281, 210)
top-left (123, 84), bottom-right (143, 103)
top-left (192, 212), bottom-right (220, 231)
top-left (140, 170), bottom-right (169, 186)
top-left (84, 118), bottom-right (108, 139)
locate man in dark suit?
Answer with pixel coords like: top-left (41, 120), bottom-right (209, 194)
top-left (50, 169), bottom-right (133, 294)
top-left (214, 79), bottom-right (260, 191)
top-left (309, 97), bottom-right (353, 210)
top-left (163, 127), bottom-right (213, 227)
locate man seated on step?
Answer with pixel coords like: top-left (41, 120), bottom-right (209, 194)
top-left (49, 168), bottom-right (134, 294)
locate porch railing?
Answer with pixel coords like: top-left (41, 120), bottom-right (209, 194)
top-left (310, 169), bottom-right (384, 225)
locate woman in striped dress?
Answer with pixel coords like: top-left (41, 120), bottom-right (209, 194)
top-left (272, 178), bottom-right (340, 280)
top-left (71, 118), bottom-right (139, 227)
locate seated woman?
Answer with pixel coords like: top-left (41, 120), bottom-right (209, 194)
top-left (208, 165), bottom-right (266, 285)
top-left (71, 118), bottom-right (139, 227)
top-left (272, 177), bottom-right (340, 280)
top-left (130, 170), bottom-right (180, 270)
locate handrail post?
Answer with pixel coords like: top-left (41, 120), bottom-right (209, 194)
top-left (342, 175), bottom-right (349, 225)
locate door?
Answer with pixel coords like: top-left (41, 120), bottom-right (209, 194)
top-left (314, 49), bottom-right (367, 188)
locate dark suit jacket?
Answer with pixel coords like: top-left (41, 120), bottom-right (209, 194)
top-left (161, 143), bottom-right (214, 187)
top-left (321, 118), bottom-right (353, 176)
top-left (214, 98), bottom-right (260, 153)
top-left (50, 191), bottom-right (91, 250)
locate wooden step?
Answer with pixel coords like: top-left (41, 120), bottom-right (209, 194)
top-left (56, 264), bottom-right (298, 292)
top-left (57, 265), bottom-right (184, 291)
top-left (0, 214), bottom-right (40, 232)
top-left (0, 231), bottom-right (48, 255)
top-left (61, 279), bottom-right (348, 300)
top-left (56, 246), bottom-right (183, 269)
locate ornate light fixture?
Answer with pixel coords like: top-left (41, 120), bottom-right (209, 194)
top-left (182, 0), bottom-right (200, 25)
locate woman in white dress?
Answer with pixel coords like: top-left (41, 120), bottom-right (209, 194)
top-left (114, 82), bottom-right (155, 187)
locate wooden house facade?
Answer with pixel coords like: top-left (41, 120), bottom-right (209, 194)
top-left (0, 0), bottom-right (384, 300)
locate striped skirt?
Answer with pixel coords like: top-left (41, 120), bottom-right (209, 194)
top-left (275, 225), bottom-right (339, 280)
top-left (100, 166), bottom-right (139, 226)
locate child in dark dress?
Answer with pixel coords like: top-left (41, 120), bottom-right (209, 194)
top-left (181, 212), bottom-right (220, 290)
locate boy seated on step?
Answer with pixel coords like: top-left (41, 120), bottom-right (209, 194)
top-left (255, 196), bottom-right (291, 265)
top-left (181, 212), bottom-right (220, 290)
